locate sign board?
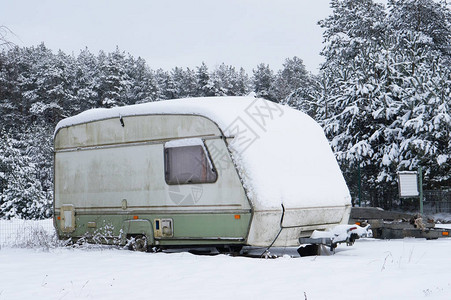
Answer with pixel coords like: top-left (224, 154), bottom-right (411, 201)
top-left (398, 171), bottom-right (419, 198)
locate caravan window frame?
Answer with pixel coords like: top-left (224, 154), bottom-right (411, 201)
top-left (164, 140), bottom-right (218, 185)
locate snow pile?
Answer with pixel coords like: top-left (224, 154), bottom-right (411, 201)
top-left (55, 96), bottom-right (350, 210)
top-left (1, 238), bottom-right (451, 299)
top-left (310, 224), bottom-right (372, 243)
top-left (431, 213), bottom-right (451, 224)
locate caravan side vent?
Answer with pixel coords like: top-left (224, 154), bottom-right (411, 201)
top-left (154, 218), bottom-right (173, 238)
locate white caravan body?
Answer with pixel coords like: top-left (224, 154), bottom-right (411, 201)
top-left (54, 96), bottom-right (351, 247)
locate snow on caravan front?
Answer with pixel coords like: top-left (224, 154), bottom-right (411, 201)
top-left (53, 96), bottom-right (351, 252)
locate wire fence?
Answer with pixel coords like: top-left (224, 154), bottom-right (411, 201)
top-left (0, 218), bottom-right (55, 248)
top-left (353, 187), bottom-right (451, 215)
top-left (423, 190), bottom-right (451, 214)
top-left (396, 191), bottom-right (451, 214)
top-left (1, 191), bottom-right (449, 248)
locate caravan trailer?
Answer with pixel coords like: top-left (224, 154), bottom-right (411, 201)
top-left (53, 96), bottom-right (352, 252)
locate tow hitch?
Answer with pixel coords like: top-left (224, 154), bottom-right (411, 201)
top-left (298, 224), bottom-right (372, 256)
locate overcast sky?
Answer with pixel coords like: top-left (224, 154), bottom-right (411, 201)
top-left (1, 0), bottom-right (333, 74)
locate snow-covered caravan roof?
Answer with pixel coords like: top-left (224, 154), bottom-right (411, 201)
top-left (55, 96), bottom-right (351, 210)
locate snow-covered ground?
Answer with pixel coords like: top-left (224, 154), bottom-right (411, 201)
top-left (1, 219), bottom-right (451, 299)
top-left (435, 223), bottom-right (451, 230)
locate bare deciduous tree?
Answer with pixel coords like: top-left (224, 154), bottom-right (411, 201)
top-left (0, 25), bottom-right (15, 49)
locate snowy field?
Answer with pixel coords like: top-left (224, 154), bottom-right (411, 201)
top-left (0, 220), bottom-right (450, 299)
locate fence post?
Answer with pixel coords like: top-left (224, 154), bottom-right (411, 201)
top-left (418, 166), bottom-right (423, 215)
top-left (358, 160), bottom-right (361, 207)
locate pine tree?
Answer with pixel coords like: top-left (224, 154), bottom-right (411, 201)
top-left (74, 48), bottom-right (100, 111)
top-left (196, 62), bottom-right (215, 97)
top-left (180, 67), bottom-right (198, 97)
top-left (0, 131), bottom-right (52, 219)
top-left (235, 67), bottom-right (251, 96)
top-left (98, 47), bottom-right (131, 108)
top-left (170, 67), bottom-right (190, 98)
top-left (155, 68), bottom-right (173, 100)
top-left (252, 63), bottom-right (276, 101)
top-left (31, 49), bottom-right (75, 124)
top-left (386, 0), bottom-right (451, 188)
top-left (273, 56), bottom-right (310, 101)
top-left (388, 0), bottom-right (451, 58)
top-left (317, 0), bottom-right (451, 206)
top-left (0, 48), bottom-right (23, 129)
top-left (126, 56), bottom-right (159, 104)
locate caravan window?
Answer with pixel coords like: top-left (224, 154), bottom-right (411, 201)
top-left (164, 139), bottom-right (217, 185)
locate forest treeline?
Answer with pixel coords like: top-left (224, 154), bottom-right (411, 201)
top-left (1, 0), bottom-right (450, 219)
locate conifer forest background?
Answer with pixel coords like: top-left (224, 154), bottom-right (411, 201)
top-left (1, 0), bottom-right (450, 219)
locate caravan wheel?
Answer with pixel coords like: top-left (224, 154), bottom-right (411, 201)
top-left (128, 235), bottom-right (148, 252)
top-left (216, 245), bottom-right (243, 255)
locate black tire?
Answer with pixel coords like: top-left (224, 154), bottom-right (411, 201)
top-left (297, 244), bottom-right (320, 257)
top-left (128, 235), bottom-right (148, 252)
top-left (216, 245), bottom-right (243, 255)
